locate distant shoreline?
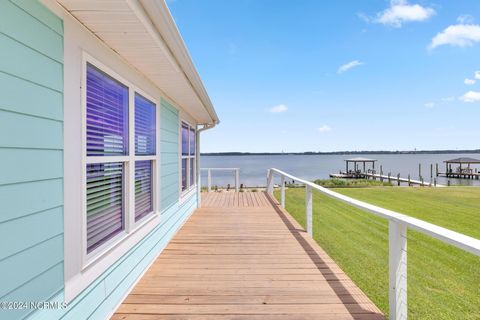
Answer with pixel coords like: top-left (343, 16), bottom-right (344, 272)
top-left (201, 150), bottom-right (480, 156)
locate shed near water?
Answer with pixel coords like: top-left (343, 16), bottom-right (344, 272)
top-left (443, 157), bottom-right (480, 176)
top-left (345, 157), bottom-right (377, 173)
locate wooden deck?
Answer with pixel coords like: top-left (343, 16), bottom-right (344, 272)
top-left (112, 192), bottom-right (384, 320)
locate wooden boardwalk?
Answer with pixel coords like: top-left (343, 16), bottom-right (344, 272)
top-left (112, 192), bottom-right (384, 320)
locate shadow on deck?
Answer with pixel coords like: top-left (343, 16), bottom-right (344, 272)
top-left (112, 192), bottom-right (384, 320)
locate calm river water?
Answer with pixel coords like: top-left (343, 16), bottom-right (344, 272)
top-left (200, 153), bottom-right (480, 187)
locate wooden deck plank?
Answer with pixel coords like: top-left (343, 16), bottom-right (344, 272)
top-left (112, 192), bottom-right (383, 320)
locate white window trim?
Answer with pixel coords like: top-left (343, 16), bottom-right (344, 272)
top-left (64, 52), bottom-right (162, 302)
top-left (179, 119), bottom-right (197, 199)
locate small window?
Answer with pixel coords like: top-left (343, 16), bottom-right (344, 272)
top-left (135, 160), bottom-right (153, 222)
top-left (86, 64), bottom-right (129, 156)
top-left (181, 122), bottom-right (196, 192)
top-left (135, 93), bottom-right (156, 155)
top-left (86, 162), bottom-right (125, 254)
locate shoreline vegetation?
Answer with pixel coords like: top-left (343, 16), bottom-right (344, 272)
top-left (312, 178), bottom-right (392, 188)
top-left (201, 178), bottom-right (393, 191)
top-left (201, 149), bottom-right (480, 156)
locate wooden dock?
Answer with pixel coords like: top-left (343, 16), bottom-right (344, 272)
top-left (363, 173), bottom-right (445, 187)
top-left (112, 192), bottom-right (384, 320)
top-left (330, 171), bottom-right (445, 187)
top-left (437, 172), bottom-right (480, 180)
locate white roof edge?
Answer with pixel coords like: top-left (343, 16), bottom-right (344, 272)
top-left (139, 0), bottom-right (219, 125)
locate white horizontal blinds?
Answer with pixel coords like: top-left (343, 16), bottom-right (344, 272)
top-left (86, 63), bottom-right (129, 156)
top-left (85, 63), bottom-right (128, 254)
top-left (134, 93), bottom-right (156, 222)
top-left (135, 93), bottom-right (156, 155)
top-left (86, 163), bottom-right (124, 253)
top-left (135, 161), bottom-right (153, 222)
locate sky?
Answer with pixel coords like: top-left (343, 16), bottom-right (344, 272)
top-left (167, 0), bottom-right (480, 153)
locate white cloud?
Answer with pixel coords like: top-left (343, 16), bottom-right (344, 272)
top-left (317, 125), bottom-right (332, 133)
top-left (441, 96), bottom-right (455, 102)
top-left (464, 78), bottom-right (476, 85)
top-left (269, 104), bottom-right (288, 113)
top-left (373, 0), bottom-right (436, 27)
top-left (429, 23), bottom-right (480, 49)
top-left (457, 15), bottom-right (474, 24)
top-left (337, 60), bottom-right (364, 74)
top-left (475, 71), bottom-right (480, 80)
top-left (424, 102), bottom-right (435, 108)
top-left (459, 91), bottom-right (480, 103)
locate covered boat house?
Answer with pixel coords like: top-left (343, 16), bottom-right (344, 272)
top-left (441, 157), bottom-right (480, 179)
top-left (345, 157), bottom-right (377, 174)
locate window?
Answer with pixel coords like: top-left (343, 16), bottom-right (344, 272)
top-left (85, 63), bottom-right (157, 257)
top-left (181, 122), bottom-right (196, 192)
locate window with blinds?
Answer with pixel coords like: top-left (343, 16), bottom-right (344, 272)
top-left (135, 93), bottom-right (156, 155)
top-left (85, 62), bottom-right (157, 257)
top-left (181, 122), bottom-right (196, 192)
top-left (86, 63), bottom-right (128, 156)
top-left (135, 161), bottom-right (153, 222)
top-left (86, 163), bottom-right (124, 254)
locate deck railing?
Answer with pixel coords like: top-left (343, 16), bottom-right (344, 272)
top-left (267, 168), bottom-right (480, 320)
top-left (200, 168), bottom-right (240, 192)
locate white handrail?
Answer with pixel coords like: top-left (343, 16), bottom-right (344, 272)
top-left (200, 168), bottom-right (240, 192)
top-left (266, 168), bottom-right (480, 320)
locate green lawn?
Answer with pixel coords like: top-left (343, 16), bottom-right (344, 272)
top-left (274, 187), bottom-right (480, 319)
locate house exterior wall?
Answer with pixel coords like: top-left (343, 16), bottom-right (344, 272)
top-left (29, 194), bottom-right (197, 320)
top-left (0, 1), bottom-right (64, 320)
top-left (160, 99), bottom-right (180, 211)
top-left (0, 1), bottom-right (201, 319)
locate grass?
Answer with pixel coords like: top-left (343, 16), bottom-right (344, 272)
top-left (313, 178), bottom-right (392, 188)
top-left (274, 187), bottom-right (480, 319)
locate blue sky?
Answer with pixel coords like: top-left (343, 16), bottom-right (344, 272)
top-left (168, 0), bottom-right (480, 152)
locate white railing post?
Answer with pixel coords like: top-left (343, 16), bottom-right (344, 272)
top-left (280, 175), bottom-right (285, 208)
top-left (305, 185), bottom-right (312, 236)
top-left (207, 169), bottom-right (212, 193)
top-left (389, 220), bottom-right (407, 320)
top-left (235, 169), bottom-right (240, 192)
top-left (266, 169), bottom-right (274, 195)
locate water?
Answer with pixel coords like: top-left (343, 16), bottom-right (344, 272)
top-left (200, 153), bottom-right (480, 187)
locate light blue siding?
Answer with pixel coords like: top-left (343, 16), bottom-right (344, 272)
top-left (160, 99), bottom-right (180, 211)
top-left (0, 2), bottom-right (64, 320)
top-left (29, 193), bottom-right (198, 320)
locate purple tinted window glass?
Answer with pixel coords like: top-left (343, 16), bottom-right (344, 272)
top-left (86, 162), bottom-right (124, 253)
top-left (189, 128), bottom-right (195, 156)
top-left (135, 161), bottom-right (153, 222)
top-left (190, 158), bottom-right (195, 185)
top-left (181, 124), bottom-right (189, 156)
top-left (86, 64), bottom-right (129, 156)
top-left (135, 94), bottom-right (156, 155)
top-left (182, 159), bottom-right (187, 191)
